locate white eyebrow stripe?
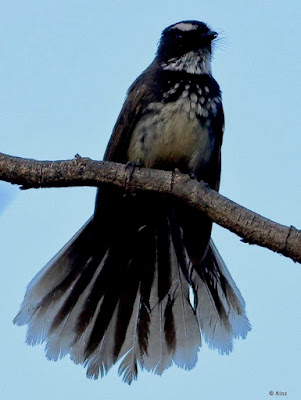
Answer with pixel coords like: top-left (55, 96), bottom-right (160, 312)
top-left (171, 22), bottom-right (198, 32)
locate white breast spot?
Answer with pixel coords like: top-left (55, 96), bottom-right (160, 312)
top-left (202, 109), bottom-right (209, 118)
top-left (210, 103), bottom-right (217, 114)
top-left (190, 93), bottom-right (198, 103)
top-left (200, 96), bottom-right (205, 104)
top-left (185, 84), bottom-right (190, 90)
top-left (182, 90), bottom-right (189, 98)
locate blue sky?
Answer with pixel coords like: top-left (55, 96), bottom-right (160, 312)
top-left (0, 1), bottom-right (300, 399)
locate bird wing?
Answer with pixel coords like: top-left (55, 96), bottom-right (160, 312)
top-left (209, 102), bottom-right (225, 191)
top-left (104, 68), bottom-right (154, 163)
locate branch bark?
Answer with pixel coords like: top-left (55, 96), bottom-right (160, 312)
top-left (0, 151), bottom-right (300, 263)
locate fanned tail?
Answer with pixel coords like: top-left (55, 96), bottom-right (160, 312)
top-left (14, 193), bottom-right (250, 384)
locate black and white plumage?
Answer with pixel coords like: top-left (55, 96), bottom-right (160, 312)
top-left (14, 20), bottom-right (251, 384)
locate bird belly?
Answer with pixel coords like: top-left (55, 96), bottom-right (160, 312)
top-left (127, 98), bottom-right (215, 174)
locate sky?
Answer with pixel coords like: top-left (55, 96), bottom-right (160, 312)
top-left (0, 1), bottom-right (300, 399)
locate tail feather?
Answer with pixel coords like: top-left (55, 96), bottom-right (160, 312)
top-left (140, 254), bottom-right (173, 375)
top-left (70, 291), bottom-right (105, 366)
top-left (191, 239), bottom-right (251, 353)
top-left (117, 290), bottom-right (143, 383)
top-left (156, 217), bottom-right (172, 302)
top-left (142, 299), bottom-right (173, 375)
top-left (169, 239), bottom-right (200, 369)
top-left (49, 255), bottom-right (102, 335)
top-left (84, 304), bottom-right (120, 379)
top-left (45, 254), bottom-right (109, 361)
top-left (14, 201), bottom-right (251, 383)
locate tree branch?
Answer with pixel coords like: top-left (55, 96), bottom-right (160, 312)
top-left (0, 151), bottom-right (300, 263)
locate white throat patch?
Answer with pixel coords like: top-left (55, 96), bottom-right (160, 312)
top-left (170, 22), bottom-right (198, 32)
top-left (161, 50), bottom-right (212, 75)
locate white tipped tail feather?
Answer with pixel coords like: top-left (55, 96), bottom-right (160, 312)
top-left (14, 211), bottom-right (250, 384)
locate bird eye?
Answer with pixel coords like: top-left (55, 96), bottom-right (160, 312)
top-left (175, 33), bottom-right (183, 39)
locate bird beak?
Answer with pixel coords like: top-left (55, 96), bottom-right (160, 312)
top-left (203, 30), bottom-right (218, 41)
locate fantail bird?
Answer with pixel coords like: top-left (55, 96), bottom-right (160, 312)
top-left (14, 20), bottom-right (250, 384)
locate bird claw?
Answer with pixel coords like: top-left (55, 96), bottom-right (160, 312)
top-left (124, 161), bottom-right (142, 195)
top-left (125, 160), bottom-right (142, 170)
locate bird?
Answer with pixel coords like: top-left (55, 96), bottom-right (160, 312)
top-left (14, 20), bottom-right (251, 384)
